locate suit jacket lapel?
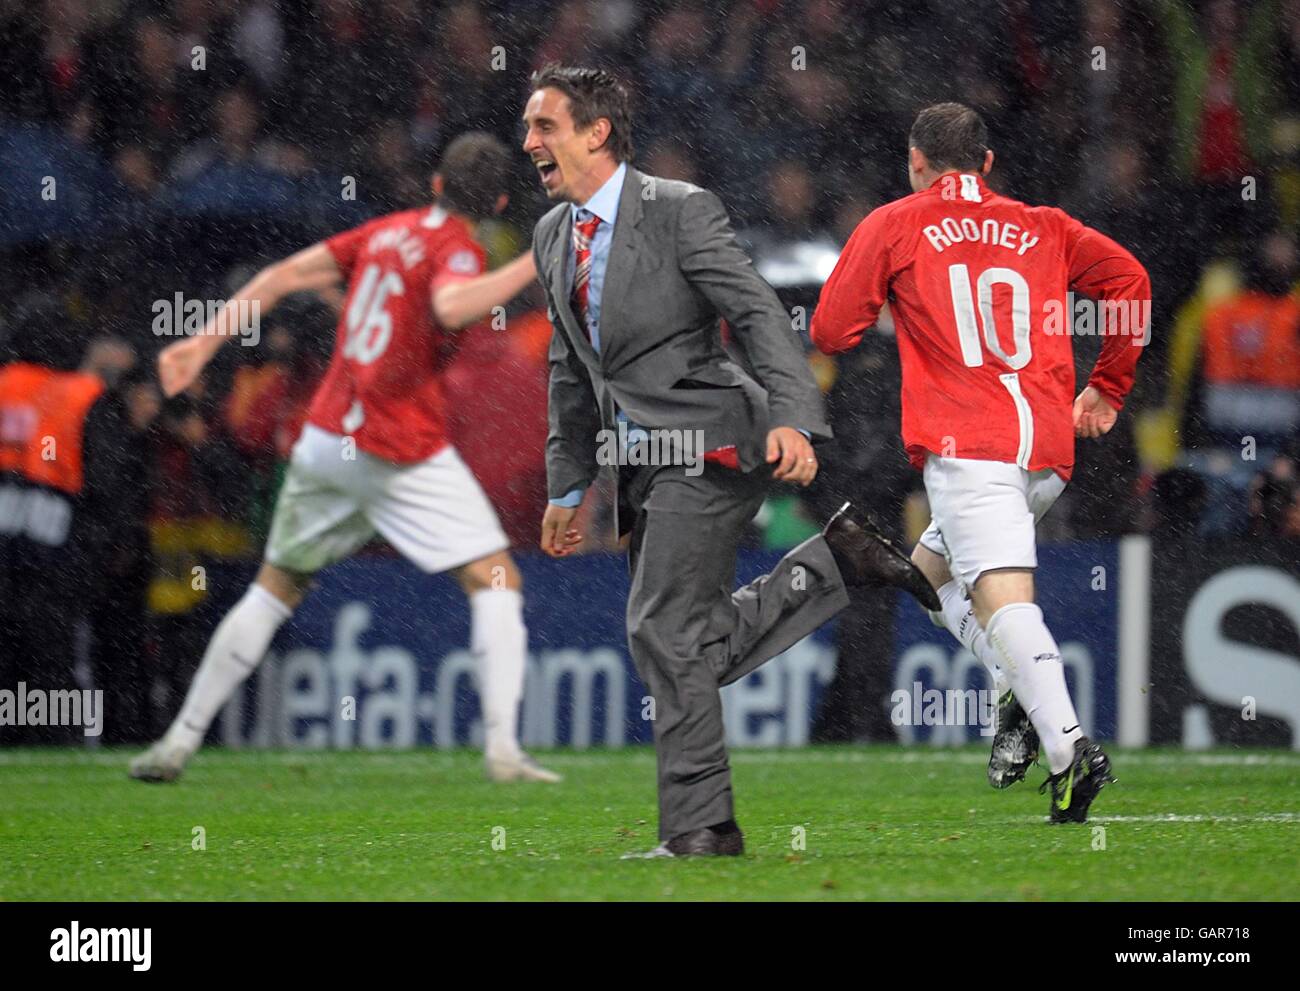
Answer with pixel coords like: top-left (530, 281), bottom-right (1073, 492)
top-left (597, 167), bottom-right (645, 366)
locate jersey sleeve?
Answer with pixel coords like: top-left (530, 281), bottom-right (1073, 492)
top-left (323, 220), bottom-right (372, 278)
top-left (429, 237), bottom-right (486, 295)
top-left (810, 205), bottom-right (895, 354)
top-left (1062, 214), bottom-right (1152, 410)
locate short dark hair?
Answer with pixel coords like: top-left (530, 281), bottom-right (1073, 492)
top-left (909, 103), bottom-right (989, 172)
top-left (436, 132), bottom-right (511, 219)
top-left (529, 63), bottom-right (634, 162)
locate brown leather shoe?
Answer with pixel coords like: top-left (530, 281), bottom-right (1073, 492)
top-left (823, 501), bottom-right (941, 611)
top-left (622, 821), bottom-right (745, 858)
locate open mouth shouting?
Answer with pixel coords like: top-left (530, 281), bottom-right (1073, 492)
top-left (533, 156), bottom-right (560, 190)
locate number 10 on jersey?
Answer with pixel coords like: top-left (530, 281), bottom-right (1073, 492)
top-left (947, 263), bottom-right (1032, 370)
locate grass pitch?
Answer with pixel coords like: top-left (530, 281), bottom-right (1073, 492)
top-left (1, 746), bottom-right (1296, 901)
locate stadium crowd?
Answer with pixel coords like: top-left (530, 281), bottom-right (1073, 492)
top-left (2, 0), bottom-right (1299, 740)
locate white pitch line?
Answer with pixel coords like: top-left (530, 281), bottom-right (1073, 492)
top-left (1020, 813), bottom-right (1300, 824)
top-left (732, 751), bottom-right (1300, 769)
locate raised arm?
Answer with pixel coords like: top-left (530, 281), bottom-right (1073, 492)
top-left (431, 251), bottom-right (538, 330)
top-left (156, 242), bottom-right (341, 397)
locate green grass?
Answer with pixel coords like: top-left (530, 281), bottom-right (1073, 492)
top-left (1, 746), bottom-right (1297, 901)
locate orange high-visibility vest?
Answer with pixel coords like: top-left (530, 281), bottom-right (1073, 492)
top-left (0, 363), bottom-right (104, 494)
top-left (1202, 291), bottom-right (1300, 389)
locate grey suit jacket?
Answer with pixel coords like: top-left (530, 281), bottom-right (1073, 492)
top-left (534, 167), bottom-right (831, 508)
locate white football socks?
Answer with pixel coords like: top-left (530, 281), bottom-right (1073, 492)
top-left (931, 581), bottom-right (1009, 697)
top-left (984, 602), bottom-right (1083, 773)
top-left (470, 587), bottom-right (527, 762)
top-left (165, 583), bottom-right (293, 753)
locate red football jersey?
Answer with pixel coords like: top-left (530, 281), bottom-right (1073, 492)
top-left (307, 205), bottom-right (485, 463)
top-left (811, 174), bottom-right (1149, 480)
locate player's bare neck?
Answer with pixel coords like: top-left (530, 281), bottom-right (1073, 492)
top-left (440, 203), bottom-right (477, 236)
top-left (570, 157), bottom-right (619, 205)
top-left (934, 168), bottom-right (973, 183)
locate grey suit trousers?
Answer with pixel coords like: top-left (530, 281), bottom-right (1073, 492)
top-left (622, 462), bottom-right (851, 840)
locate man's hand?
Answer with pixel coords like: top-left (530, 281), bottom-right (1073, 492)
top-left (1073, 385), bottom-right (1120, 438)
top-left (540, 503), bottom-right (583, 557)
top-left (766, 426), bottom-right (818, 486)
top-left (157, 337), bottom-right (215, 398)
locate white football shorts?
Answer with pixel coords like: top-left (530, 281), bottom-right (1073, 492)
top-left (917, 454), bottom-right (1067, 596)
top-left (265, 424), bottom-right (509, 575)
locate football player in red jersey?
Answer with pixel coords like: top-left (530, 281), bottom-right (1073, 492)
top-left (812, 104), bottom-right (1151, 823)
top-left (132, 133), bottom-right (560, 783)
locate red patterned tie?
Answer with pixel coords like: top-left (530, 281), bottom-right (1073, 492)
top-left (571, 212), bottom-right (601, 337)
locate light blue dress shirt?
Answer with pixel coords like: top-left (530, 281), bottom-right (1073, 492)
top-left (572, 161), bottom-right (626, 353)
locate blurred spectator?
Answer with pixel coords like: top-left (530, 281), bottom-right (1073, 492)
top-left (148, 389), bottom-right (253, 736)
top-left (1198, 229), bottom-right (1300, 450)
top-left (1060, 1), bottom-right (1165, 207)
top-left (1067, 138), bottom-right (1196, 375)
top-left (365, 0), bottom-right (432, 124)
top-left (1150, 465), bottom-right (1209, 540)
top-left (429, 2), bottom-right (518, 142)
top-left (290, 0), bottom-right (375, 160)
top-left (112, 143), bottom-right (163, 200)
top-left (0, 301), bottom-right (149, 742)
top-left (1159, 0), bottom-right (1277, 183)
top-left (639, 138), bottom-right (700, 184)
top-left (353, 119), bottom-right (426, 214)
top-left (638, 2), bottom-right (719, 144)
top-left (0, 0), bottom-right (95, 124)
top-left (531, 0), bottom-right (608, 74)
top-left (169, 82), bottom-right (307, 181)
top-left (1157, 0), bottom-right (1281, 255)
top-left (830, 183), bottom-right (882, 244)
top-left (80, 335), bottom-right (137, 390)
top-left (1248, 449), bottom-right (1300, 538)
top-left (1283, 0), bottom-right (1300, 110)
top-left (87, 11), bottom-right (209, 159)
top-left (223, 299), bottom-right (333, 538)
top-left (230, 0), bottom-right (287, 92)
top-left (741, 160), bottom-right (838, 269)
top-left (85, 363), bottom-right (162, 745)
top-left (762, 160), bottom-right (825, 241)
top-left (1150, 228), bottom-right (1300, 534)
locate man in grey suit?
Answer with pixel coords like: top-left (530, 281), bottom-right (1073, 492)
top-left (522, 65), bottom-right (939, 857)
